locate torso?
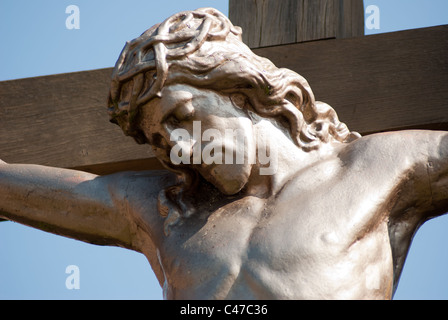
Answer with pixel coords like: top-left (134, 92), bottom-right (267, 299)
top-left (132, 133), bottom-right (429, 299)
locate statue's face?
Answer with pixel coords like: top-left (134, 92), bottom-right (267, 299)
top-left (139, 84), bottom-right (256, 195)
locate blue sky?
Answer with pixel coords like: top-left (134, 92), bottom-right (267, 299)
top-left (1, 0), bottom-right (448, 300)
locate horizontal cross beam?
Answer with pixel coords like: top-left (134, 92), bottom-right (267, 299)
top-left (257, 25), bottom-right (448, 135)
top-left (1, 25), bottom-right (447, 175)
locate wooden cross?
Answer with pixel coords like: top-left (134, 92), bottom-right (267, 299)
top-left (1, 0), bottom-right (446, 176)
top-left (1, 0), bottom-right (447, 298)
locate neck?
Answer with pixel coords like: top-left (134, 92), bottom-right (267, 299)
top-left (243, 119), bottom-right (335, 197)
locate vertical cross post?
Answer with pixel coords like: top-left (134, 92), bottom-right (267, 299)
top-left (229, 0), bottom-right (364, 48)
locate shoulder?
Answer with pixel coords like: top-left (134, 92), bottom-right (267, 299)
top-left (103, 169), bottom-right (178, 243)
top-left (337, 130), bottom-right (447, 170)
top-left (96, 169), bottom-right (177, 218)
top-left (104, 169), bottom-right (177, 201)
top-left (334, 130), bottom-right (448, 215)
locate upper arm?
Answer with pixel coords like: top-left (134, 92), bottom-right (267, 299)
top-left (424, 132), bottom-right (448, 217)
top-left (0, 163), bottom-right (137, 249)
top-left (372, 130), bottom-right (448, 293)
top-left (394, 130), bottom-right (448, 220)
top-left (342, 130), bottom-right (448, 222)
top-left (380, 130), bottom-right (448, 221)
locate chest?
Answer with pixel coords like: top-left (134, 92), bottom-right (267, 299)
top-left (156, 183), bottom-right (392, 298)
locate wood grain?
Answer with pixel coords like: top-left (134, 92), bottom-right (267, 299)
top-left (0, 68), bottom-right (154, 172)
top-left (1, 26), bottom-right (446, 174)
top-left (254, 25), bottom-right (448, 134)
top-left (229, 0), bottom-right (364, 48)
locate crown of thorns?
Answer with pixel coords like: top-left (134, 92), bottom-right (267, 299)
top-left (108, 8), bottom-right (242, 135)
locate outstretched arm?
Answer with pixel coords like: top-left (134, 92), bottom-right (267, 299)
top-left (402, 130), bottom-right (448, 220)
top-left (0, 162), bottom-right (137, 249)
top-left (381, 130), bottom-right (448, 293)
top-left (426, 132), bottom-right (448, 217)
top-left (374, 130), bottom-right (448, 224)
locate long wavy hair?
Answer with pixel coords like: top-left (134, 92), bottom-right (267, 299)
top-left (107, 8), bottom-right (360, 235)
